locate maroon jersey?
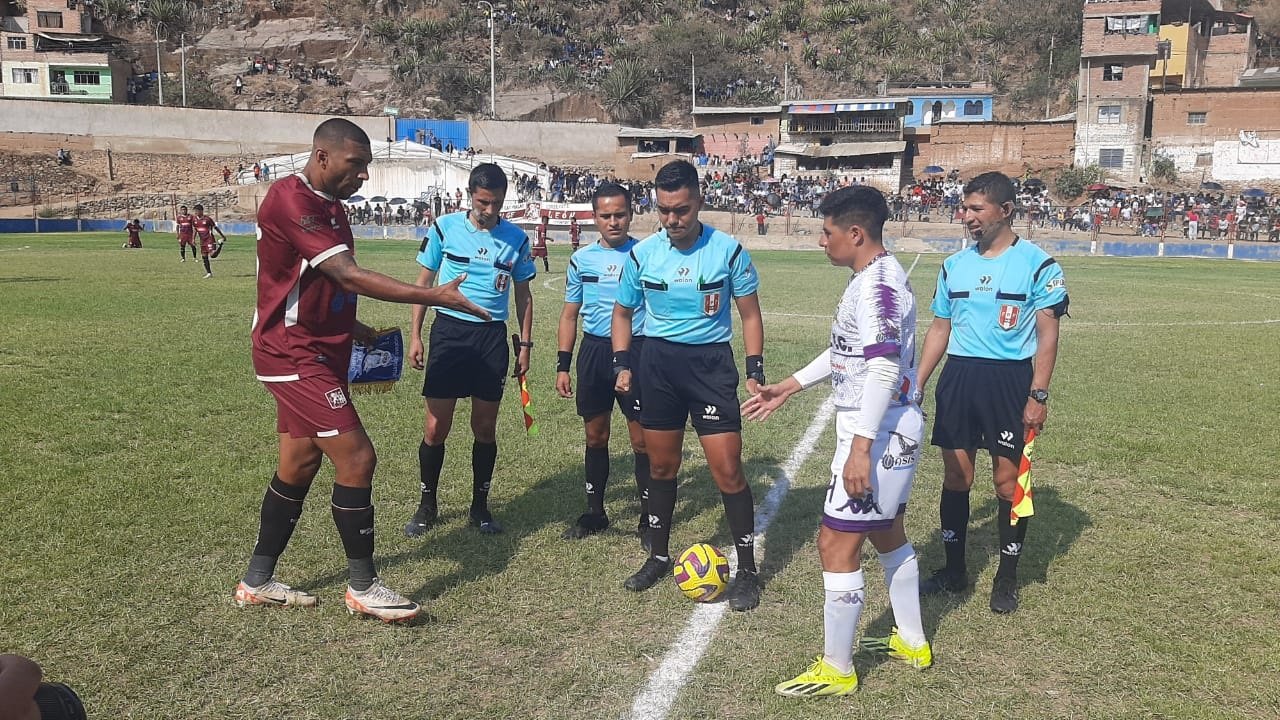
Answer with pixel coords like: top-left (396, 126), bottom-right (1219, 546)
top-left (176, 214), bottom-right (194, 239)
top-left (251, 174), bottom-right (357, 381)
top-left (126, 221), bottom-right (142, 241)
top-left (534, 224), bottom-right (548, 247)
top-left (193, 215), bottom-right (217, 239)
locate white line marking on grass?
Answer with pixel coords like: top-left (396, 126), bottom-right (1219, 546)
top-left (541, 274), bottom-right (563, 292)
top-left (0, 245), bottom-right (32, 252)
top-left (1067, 318), bottom-right (1280, 328)
top-left (625, 396), bottom-right (836, 720)
top-left (905, 252), bottom-right (922, 277)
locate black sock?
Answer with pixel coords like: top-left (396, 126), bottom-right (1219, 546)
top-left (721, 487), bottom-right (757, 573)
top-left (331, 484), bottom-right (376, 591)
top-left (471, 441), bottom-right (497, 513)
top-left (996, 498), bottom-right (1029, 580)
top-left (633, 452), bottom-right (651, 524)
top-left (417, 441), bottom-right (445, 515)
top-left (646, 478), bottom-right (676, 560)
top-left (584, 446), bottom-right (609, 516)
top-left (244, 474), bottom-right (309, 587)
top-left (202, 255), bottom-right (211, 274)
top-left (939, 488), bottom-right (970, 574)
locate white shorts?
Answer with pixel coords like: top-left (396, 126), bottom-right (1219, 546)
top-left (823, 404), bottom-right (924, 533)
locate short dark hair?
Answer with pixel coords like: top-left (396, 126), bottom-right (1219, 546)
top-left (468, 163), bottom-right (508, 193)
top-left (592, 182), bottom-right (633, 212)
top-left (193, 203), bottom-right (204, 212)
top-left (313, 118), bottom-right (370, 148)
top-left (818, 186), bottom-right (889, 237)
top-left (180, 205), bottom-right (188, 210)
top-left (654, 160), bottom-right (700, 195)
top-left (963, 171), bottom-right (1016, 207)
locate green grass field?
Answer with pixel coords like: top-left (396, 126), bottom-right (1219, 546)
top-left (1, 232), bottom-right (1278, 719)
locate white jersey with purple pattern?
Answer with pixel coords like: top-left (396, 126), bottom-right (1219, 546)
top-left (829, 252), bottom-right (918, 410)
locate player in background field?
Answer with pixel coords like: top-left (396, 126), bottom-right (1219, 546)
top-left (533, 216), bottom-right (551, 272)
top-left (916, 171), bottom-right (1069, 614)
top-left (123, 218), bottom-right (143, 248)
top-left (176, 205), bottom-right (197, 262)
top-left (569, 216), bottom-right (581, 251)
top-left (612, 159), bottom-right (766, 611)
top-left (404, 163), bottom-right (536, 538)
top-left (192, 203), bottom-right (227, 279)
top-left (235, 118), bottom-right (489, 623)
top-left (556, 183), bottom-right (651, 545)
top-left (744, 186), bottom-right (932, 697)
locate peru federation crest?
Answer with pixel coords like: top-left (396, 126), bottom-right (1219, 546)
top-left (702, 291), bottom-right (721, 316)
top-left (998, 304), bottom-right (1020, 330)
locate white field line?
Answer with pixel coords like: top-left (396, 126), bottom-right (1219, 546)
top-left (624, 396), bottom-right (836, 720)
top-left (625, 252), bottom-right (921, 720)
top-left (541, 274), bottom-right (563, 292)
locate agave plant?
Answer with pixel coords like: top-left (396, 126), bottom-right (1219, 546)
top-left (598, 58), bottom-right (658, 125)
top-left (818, 3), bottom-right (853, 27)
top-left (144, 0), bottom-right (193, 32)
top-left (368, 18), bottom-right (400, 46)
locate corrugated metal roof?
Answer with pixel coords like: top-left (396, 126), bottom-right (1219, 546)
top-left (774, 141), bottom-right (906, 157)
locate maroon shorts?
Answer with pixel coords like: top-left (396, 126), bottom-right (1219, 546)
top-left (179, 235), bottom-right (197, 247)
top-left (200, 237), bottom-right (217, 255)
top-left (264, 374), bottom-right (362, 438)
top-left (531, 246), bottom-right (548, 258)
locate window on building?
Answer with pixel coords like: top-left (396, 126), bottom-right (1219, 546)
top-left (1103, 65), bottom-right (1124, 81)
top-left (10, 68), bottom-right (38, 83)
top-left (6, 36), bottom-right (28, 50)
top-left (1104, 15), bottom-right (1157, 34)
top-left (37, 11), bottom-right (64, 28)
top-left (750, 116), bottom-right (764, 125)
top-left (905, 100), bottom-right (914, 115)
top-left (1187, 111), bottom-right (1207, 125)
top-left (72, 70), bottom-right (100, 85)
top-left (963, 100), bottom-right (984, 116)
top-left (1098, 105), bottom-right (1122, 124)
top-left (1195, 153), bottom-right (1212, 167)
top-left (1098, 148), bottom-right (1125, 168)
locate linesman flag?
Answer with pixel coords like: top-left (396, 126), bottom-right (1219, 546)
top-left (511, 334), bottom-right (539, 437)
top-left (1011, 427), bottom-right (1036, 525)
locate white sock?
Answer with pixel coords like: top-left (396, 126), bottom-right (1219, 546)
top-left (822, 570), bottom-right (864, 674)
top-left (879, 542), bottom-right (926, 648)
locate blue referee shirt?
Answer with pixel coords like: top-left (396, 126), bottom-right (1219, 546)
top-left (616, 223), bottom-right (759, 345)
top-left (417, 212), bottom-right (536, 322)
top-left (565, 238), bottom-right (646, 337)
top-left (931, 238), bottom-right (1068, 360)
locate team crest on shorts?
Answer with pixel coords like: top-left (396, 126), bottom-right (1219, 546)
top-left (494, 273), bottom-right (510, 292)
top-left (702, 291), bottom-right (720, 316)
top-left (325, 387), bottom-right (348, 409)
top-left (998, 304), bottom-right (1020, 330)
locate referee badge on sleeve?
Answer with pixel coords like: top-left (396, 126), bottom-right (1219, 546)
top-left (998, 304), bottom-right (1020, 330)
top-left (494, 273), bottom-right (510, 292)
top-left (702, 291), bottom-right (720, 316)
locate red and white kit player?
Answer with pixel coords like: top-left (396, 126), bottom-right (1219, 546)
top-left (176, 205), bottom-right (197, 261)
top-left (234, 117), bottom-right (488, 623)
top-left (192, 203), bottom-right (226, 278)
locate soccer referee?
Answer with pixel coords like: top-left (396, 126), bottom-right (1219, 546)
top-left (612, 160), bottom-right (766, 611)
top-left (916, 171), bottom-right (1069, 614)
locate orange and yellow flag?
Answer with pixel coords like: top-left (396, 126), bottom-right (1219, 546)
top-left (1011, 428), bottom-right (1036, 525)
top-left (517, 374), bottom-right (539, 437)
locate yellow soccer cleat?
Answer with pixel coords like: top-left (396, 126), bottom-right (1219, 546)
top-left (775, 657), bottom-right (859, 697)
top-left (859, 628), bottom-right (933, 669)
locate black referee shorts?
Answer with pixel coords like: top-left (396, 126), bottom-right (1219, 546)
top-left (575, 333), bottom-right (642, 421)
top-left (930, 355), bottom-right (1033, 461)
top-left (638, 337), bottom-right (741, 435)
top-left (422, 312), bottom-right (509, 402)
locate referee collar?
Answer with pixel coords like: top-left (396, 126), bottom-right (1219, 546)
top-left (464, 211), bottom-right (498, 234)
top-left (665, 222), bottom-right (710, 252)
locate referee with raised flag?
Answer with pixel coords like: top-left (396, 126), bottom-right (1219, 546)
top-left (556, 183), bottom-right (650, 544)
top-left (916, 171), bottom-right (1069, 614)
top-left (405, 163), bottom-right (536, 537)
top-left (612, 159), bottom-right (767, 611)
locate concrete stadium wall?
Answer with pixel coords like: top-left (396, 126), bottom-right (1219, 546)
top-left (0, 99), bottom-right (389, 155)
top-left (469, 120), bottom-right (620, 166)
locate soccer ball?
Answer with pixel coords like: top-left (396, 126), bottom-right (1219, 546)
top-left (673, 543), bottom-right (730, 602)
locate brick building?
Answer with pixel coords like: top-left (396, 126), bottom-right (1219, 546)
top-left (0, 0), bottom-right (128, 102)
top-left (772, 98), bottom-right (909, 191)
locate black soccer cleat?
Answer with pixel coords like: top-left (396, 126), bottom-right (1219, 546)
top-left (469, 507), bottom-right (503, 534)
top-left (919, 567), bottom-right (968, 596)
top-left (403, 505), bottom-right (438, 538)
top-left (989, 576), bottom-right (1019, 614)
top-left (562, 512), bottom-right (610, 540)
top-left (725, 569), bottom-right (762, 612)
top-left (623, 556), bottom-right (672, 592)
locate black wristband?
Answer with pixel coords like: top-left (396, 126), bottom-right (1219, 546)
top-left (556, 351), bottom-right (572, 373)
top-left (745, 354), bottom-right (765, 384)
top-left (612, 350), bottom-right (631, 377)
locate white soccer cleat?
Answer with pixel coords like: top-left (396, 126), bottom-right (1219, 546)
top-left (233, 579), bottom-right (318, 608)
top-left (344, 579), bottom-right (421, 623)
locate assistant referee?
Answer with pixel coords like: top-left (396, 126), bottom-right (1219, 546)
top-left (612, 159), bottom-right (767, 612)
top-left (915, 171), bottom-right (1069, 614)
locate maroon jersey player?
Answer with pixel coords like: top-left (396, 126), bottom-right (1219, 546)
top-left (233, 117), bottom-right (489, 623)
top-left (176, 205), bottom-right (197, 261)
top-left (192, 204), bottom-right (226, 278)
top-left (532, 216), bottom-right (550, 271)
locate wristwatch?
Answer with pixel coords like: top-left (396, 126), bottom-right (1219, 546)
top-left (516, 340), bottom-right (534, 348)
top-left (1028, 388), bottom-right (1049, 404)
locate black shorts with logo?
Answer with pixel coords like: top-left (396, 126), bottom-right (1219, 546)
top-left (422, 312), bottom-right (509, 402)
top-left (576, 333), bottom-right (642, 421)
top-left (638, 337), bottom-right (741, 435)
top-left (930, 355), bottom-right (1033, 461)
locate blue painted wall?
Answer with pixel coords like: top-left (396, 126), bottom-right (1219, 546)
top-left (394, 119), bottom-right (470, 150)
top-left (902, 94), bottom-right (994, 128)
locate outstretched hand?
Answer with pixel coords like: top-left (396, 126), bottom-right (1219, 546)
top-left (434, 274), bottom-right (491, 321)
top-left (740, 378), bottom-right (800, 422)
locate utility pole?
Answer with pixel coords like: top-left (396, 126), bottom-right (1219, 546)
top-left (1045, 36), bottom-right (1054, 119)
top-left (180, 33), bottom-right (187, 107)
top-left (783, 62), bottom-right (788, 101)
top-left (478, 1), bottom-right (496, 118)
top-left (155, 24), bottom-right (164, 105)
top-left (690, 54), bottom-right (696, 112)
